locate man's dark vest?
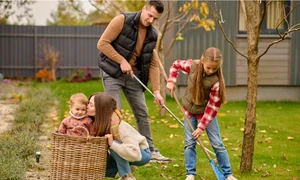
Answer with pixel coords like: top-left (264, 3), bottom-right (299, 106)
top-left (182, 60), bottom-right (219, 114)
top-left (98, 11), bottom-right (158, 87)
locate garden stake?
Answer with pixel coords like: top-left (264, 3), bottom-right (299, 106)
top-left (156, 60), bottom-right (225, 180)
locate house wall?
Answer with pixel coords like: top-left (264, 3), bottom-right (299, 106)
top-left (235, 38), bottom-right (291, 85)
top-left (291, 1), bottom-right (300, 85)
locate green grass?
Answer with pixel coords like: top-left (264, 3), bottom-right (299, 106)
top-left (34, 79), bottom-right (300, 180)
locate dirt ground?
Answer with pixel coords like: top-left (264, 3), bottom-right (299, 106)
top-left (0, 80), bottom-right (57, 179)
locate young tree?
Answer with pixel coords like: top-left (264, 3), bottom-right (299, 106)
top-left (209, 0), bottom-right (300, 172)
top-left (47, 1), bottom-right (90, 26)
top-left (155, 1), bottom-right (215, 116)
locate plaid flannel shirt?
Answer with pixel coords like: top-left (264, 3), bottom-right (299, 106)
top-left (167, 59), bottom-right (221, 130)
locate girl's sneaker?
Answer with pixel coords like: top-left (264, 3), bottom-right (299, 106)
top-left (226, 175), bottom-right (238, 180)
top-left (185, 175), bottom-right (195, 180)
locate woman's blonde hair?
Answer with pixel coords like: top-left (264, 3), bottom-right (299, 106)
top-left (89, 92), bottom-right (117, 136)
top-left (191, 47), bottom-right (227, 104)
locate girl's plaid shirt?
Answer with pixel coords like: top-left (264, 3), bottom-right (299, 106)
top-left (167, 59), bottom-right (221, 131)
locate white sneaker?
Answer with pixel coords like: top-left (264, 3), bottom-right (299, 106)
top-left (150, 149), bottom-right (171, 162)
top-left (117, 174), bottom-right (136, 180)
top-left (226, 175), bottom-right (238, 180)
top-left (185, 174), bottom-right (195, 180)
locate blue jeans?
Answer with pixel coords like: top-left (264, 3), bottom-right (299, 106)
top-left (105, 141), bottom-right (151, 177)
top-left (101, 70), bottom-right (155, 151)
top-left (184, 116), bottom-right (232, 178)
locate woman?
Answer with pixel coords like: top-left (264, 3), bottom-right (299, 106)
top-left (86, 92), bottom-right (151, 180)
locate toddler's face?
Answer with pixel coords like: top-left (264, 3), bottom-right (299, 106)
top-left (70, 102), bottom-right (86, 117)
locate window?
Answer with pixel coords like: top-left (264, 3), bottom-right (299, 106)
top-left (238, 1), bottom-right (290, 34)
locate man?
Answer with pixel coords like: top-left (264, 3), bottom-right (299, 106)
top-left (97, 0), bottom-right (170, 162)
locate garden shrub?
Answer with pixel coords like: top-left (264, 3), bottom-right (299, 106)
top-left (65, 67), bottom-right (92, 82)
top-left (0, 86), bottom-right (54, 179)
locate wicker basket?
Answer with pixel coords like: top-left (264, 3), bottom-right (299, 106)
top-left (50, 126), bottom-right (108, 180)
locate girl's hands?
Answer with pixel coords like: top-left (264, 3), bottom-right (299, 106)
top-left (192, 128), bottom-right (203, 139)
top-left (105, 134), bottom-right (113, 146)
top-left (166, 82), bottom-right (176, 97)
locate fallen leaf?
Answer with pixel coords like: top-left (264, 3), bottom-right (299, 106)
top-left (261, 171), bottom-right (271, 177)
top-left (218, 113), bottom-right (226, 117)
top-left (264, 137), bottom-right (272, 143)
top-left (168, 124), bottom-right (179, 128)
top-left (52, 116), bottom-right (59, 121)
top-left (287, 137), bottom-right (294, 140)
top-left (259, 130), bottom-right (266, 133)
top-left (173, 164), bottom-right (179, 167)
top-left (273, 164), bottom-right (277, 169)
top-left (161, 165), bottom-right (168, 170)
top-left (231, 147), bottom-right (239, 151)
top-left (240, 128), bottom-right (244, 131)
top-left (170, 134), bottom-right (173, 139)
top-left (145, 163), bottom-right (152, 167)
top-left (223, 137), bottom-right (229, 141)
top-left (160, 173), bottom-right (168, 178)
top-left (282, 154), bottom-right (288, 160)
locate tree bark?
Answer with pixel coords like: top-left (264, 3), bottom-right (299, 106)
top-left (240, 0), bottom-right (260, 173)
top-left (157, 31), bottom-right (166, 116)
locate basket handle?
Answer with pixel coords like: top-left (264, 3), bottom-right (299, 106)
top-left (72, 126), bottom-right (90, 139)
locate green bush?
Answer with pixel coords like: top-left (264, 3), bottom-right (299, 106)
top-left (0, 130), bottom-right (38, 180)
top-left (14, 88), bottom-right (54, 131)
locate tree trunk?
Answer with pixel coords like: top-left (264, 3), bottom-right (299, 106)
top-left (159, 55), bottom-right (166, 116)
top-left (240, 0), bottom-right (260, 173)
top-left (157, 31), bottom-right (166, 116)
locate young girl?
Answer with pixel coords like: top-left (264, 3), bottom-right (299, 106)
top-left (86, 92), bottom-right (151, 180)
top-left (166, 47), bottom-right (237, 180)
top-left (58, 93), bottom-right (94, 136)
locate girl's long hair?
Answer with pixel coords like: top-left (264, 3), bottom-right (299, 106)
top-left (89, 92), bottom-right (116, 136)
top-left (191, 47), bottom-right (227, 104)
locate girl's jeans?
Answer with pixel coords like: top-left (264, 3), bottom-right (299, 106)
top-left (184, 116), bottom-right (233, 177)
top-left (105, 142), bottom-right (151, 177)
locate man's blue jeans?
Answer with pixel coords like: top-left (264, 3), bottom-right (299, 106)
top-left (184, 116), bottom-right (233, 177)
top-left (105, 141), bottom-right (151, 177)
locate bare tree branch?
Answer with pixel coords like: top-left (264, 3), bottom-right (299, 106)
top-left (157, 1), bottom-right (171, 52)
top-left (258, 26), bottom-right (300, 59)
top-left (276, 3), bottom-right (300, 38)
top-left (165, 18), bottom-right (190, 57)
top-left (208, 0), bottom-right (248, 60)
top-left (258, 3), bottom-right (300, 59)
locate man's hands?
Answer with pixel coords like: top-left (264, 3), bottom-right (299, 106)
top-left (120, 59), bottom-right (133, 77)
top-left (166, 82), bottom-right (176, 97)
top-left (153, 90), bottom-right (164, 106)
